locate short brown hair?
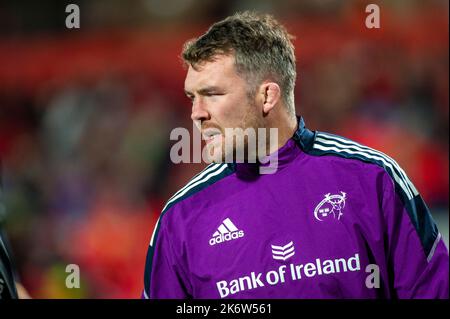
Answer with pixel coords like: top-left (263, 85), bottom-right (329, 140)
top-left (182, 11), bottom-right (297, 114)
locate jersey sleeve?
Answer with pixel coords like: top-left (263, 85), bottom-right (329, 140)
top-left (381, 170), bottom-right (449, 298)
top-left (142, 210), bottom-right (192, 299)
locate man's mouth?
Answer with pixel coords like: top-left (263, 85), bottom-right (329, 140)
top-left (202, 129), bottom-right (222, 145)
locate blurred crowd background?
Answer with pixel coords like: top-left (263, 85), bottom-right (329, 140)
top-left (0, 0), bottom-right (448, 298)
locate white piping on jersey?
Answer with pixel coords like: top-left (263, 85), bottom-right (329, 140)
top-left (314, 134), bottom-right (416, 200)
top-left (0, 235), bottom-right (10, 261)
top-left (150, 163), bottom-right (228, 247)
top-left (165, 163), bottom-right (221, 205)
top-left (316, 133), bottom-right (418, 197)
top-left (427, 232), bottom-right (442, 263)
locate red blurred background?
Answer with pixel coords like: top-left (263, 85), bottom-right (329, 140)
top-left (0, 0), bottom-right (448, 298)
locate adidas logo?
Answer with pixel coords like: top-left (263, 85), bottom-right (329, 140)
top-left (209, 218), bottom-right (244, 246)
top-left (271, 241), bottom-right (295, 261)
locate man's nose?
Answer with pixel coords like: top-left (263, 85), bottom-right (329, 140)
top-left (191, 99), bottom-right (210, 122)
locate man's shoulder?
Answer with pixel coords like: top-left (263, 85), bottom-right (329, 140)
top-left (303, 130), bottom-right (418, 200)
top-left (304, 131), bottom-right (391, 168)
top-left (159, 163), bottom-right (235, 216)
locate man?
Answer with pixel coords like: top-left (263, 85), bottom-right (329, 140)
top-left (0, 166), bottom-right (19, 299)
top-left (142, 11), bottom-right (449, 299)
top-left (0, 163), bottom-right (30, 299)
top-left (0, 229), bottom-right (19, 299)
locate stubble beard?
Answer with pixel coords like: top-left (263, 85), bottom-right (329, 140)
top-left (217, 99), bottom-right (265, 163)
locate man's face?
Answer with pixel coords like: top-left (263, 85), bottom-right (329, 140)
top-left (184, 54), bottom-right (263, 162)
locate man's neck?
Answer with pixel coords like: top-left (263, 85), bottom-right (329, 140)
top-left (266, 114), bottom-right (298, 155)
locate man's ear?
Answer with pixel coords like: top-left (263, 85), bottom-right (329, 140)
top-left (261, 82), bottom-right (281, 114)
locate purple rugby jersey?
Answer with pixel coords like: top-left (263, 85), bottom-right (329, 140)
top-left (142, 117), bottom-right (449, 299)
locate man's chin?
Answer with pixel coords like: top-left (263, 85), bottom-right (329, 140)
top-left (203, 145), bottom-right (223, 164)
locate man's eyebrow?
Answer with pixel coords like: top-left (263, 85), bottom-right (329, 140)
top-left (184, 86), bottom-right (223, 96)
top-left (198, 86), bottom-right (222, 94)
